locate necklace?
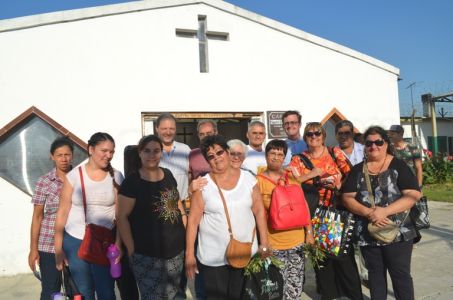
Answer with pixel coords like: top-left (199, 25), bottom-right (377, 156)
top-left (367, 154), bottom-right (388, 175)
top-left (308, 146), bottom-right (325, 159)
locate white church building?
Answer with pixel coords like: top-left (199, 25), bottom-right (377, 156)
top-left (0, 0), bottom-right (400, 275)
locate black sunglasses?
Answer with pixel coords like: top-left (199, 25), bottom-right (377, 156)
top-left (206, 149), bottom-right (225, 161)
top-left (336, 131), bottom-right (352, 137)
top-left (305, 131), bottom-right (322, 138)
top-left (365, 139), bottom-right (385, 147)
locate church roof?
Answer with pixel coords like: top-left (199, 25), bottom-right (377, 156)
top-left (0, 0), bottom-right (399, 76)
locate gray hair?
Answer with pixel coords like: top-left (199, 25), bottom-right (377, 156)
top-left (227, 139), bottom-right (248, 157)
top-left (248, 120), bottom-right (265, 131)
top-left (197, 119), bottom-right (218, 133)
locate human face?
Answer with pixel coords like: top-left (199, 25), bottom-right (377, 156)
top-left (247, 125), bottom-right (266, 148)
top-left (89, 141), bottom-right (115, 169)
top-left (51, 145), bottom-right (73, 173)
top-left (198, 123), bottom-right (217, 141)
top-left (206, 144), bottom-right (229, 172)
top-left (336, 125), bottom-right (354, 149)
top-left (139, 141), bottom-right (162, 169)
top-left (229, 145), bottom-right (246, 169)
top-left (283, 114), bottom-right (301, 140)
top-left (156, 119), bottom-right (176, 145)
top-left (388, 131), bottom-right (402, 144)
top-left (365, 134), bottom-right (387, 160)
top-left (305, 128), bottom-right (324, 149)
top-left (266, 148), bottom-right (285, 171)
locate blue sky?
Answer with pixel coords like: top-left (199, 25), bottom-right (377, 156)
top-left (1, 0), bottom-right (452, 117)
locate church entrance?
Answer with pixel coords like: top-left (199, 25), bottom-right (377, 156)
top-left (142, 112), bottom-right (264, 148)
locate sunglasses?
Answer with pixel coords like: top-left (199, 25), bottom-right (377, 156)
top-left (305, 131), bottom-right (322, 138)
top-left (336, 131), bottom-right (352, 137)
top-left (206, 149), bottom-right (225, 161)
top-left (365, 139), bottom-right (385, 147)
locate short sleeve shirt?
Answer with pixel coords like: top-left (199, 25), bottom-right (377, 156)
top-left (159, 141), bottom-right (191, 200)
top-left (342, 157), bottom-right (420, 246)
top-left (119, 168), bottom-right (185, 259)
top-left (283, 138), bottom-right (308, 166)
top-left (394, 143), bottom-right (421, 175)
top-left (31, 168), bottom-right (63, 253)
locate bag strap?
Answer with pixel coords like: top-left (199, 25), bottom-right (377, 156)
top-left (78, 166), bottom-right (88, 224)
top-left (295, 153), bottom-right (321, 185)
top-left (210, 173), bottom-right (255, 242)
top-left (363, 162), bottom-right (376, 208)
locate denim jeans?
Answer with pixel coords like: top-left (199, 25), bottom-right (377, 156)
top-left (63, 232), bottom-right (115, 300)
top-left (38, 251), bottom-right (62, 300)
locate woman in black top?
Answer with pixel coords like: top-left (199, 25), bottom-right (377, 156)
top-left (342, 126), bottom-right (421, 300)
top-left (117, 135), bottom-right (187, 300)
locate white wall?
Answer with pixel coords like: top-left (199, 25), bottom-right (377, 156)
top-left (402, 119), bottom-right (453, 150)
top-left (0, 0), bottom-right (400, 275)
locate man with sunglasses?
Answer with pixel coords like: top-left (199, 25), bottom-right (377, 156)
top-left (282, 110), bottom-right (308, 166)
top-left (335, 120), bottom-right (364, 166)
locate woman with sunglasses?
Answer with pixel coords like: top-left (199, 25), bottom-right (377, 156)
top-left (342, 126), bottom-right (421, 300)
top-left (185, 135), bottom-right (269, 299)
top-left (289, 122), bottom-right (362, 300)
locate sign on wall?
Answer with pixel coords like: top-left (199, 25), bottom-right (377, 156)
top-left (267, 111), bottom-right (287, 139)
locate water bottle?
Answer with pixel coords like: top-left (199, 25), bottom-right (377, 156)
top-left (107, 244), bottom-right (122, 278)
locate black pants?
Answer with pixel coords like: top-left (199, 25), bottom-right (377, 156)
top-left (38, 251), bottom-right (62, 300)
top-left (116, 254), bottom-right (139, 300)
top-left (361, 240), bottom-right (414, 300)
top-left (200, 264), bottom-right (244, 300)
top-left (315, 248), bottom-right (363, 300)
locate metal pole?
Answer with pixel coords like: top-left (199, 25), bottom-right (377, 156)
top-left (430, 100), bottom-right (438, 154)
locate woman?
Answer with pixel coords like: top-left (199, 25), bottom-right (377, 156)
top-left (342, 126), bottom-right (421, 300)
top-left (256, 139), bottom-right (314, 299)
top-left (55, 132), bottom-right (123, 300)
top-left (29, 137), bottom-right (73, 300)
top-left (117, 135), bottom-right (187, 299)
top-left (227, 139), bottom-right (247, 170)
top-left (185, 135), bottom-right (269, 299)
top-left (289, 122), bottom-right (362, 300)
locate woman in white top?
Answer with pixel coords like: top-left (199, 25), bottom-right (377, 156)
top-left (55, 132), bottom-right (124, 300)
top-left (185, 135), bottom-right (269, 300)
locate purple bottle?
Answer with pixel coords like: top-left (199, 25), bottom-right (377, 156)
top-left (107, 244), bottom-right (122, 278)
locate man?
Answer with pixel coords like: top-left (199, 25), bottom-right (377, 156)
top-left (388, 124), bottom-right (423, 188)
top-left (282, 110), bottom-right (307, 166)
top-left (335, 120), bottom-right (364, 166)
top-left (242, 121), bottom-right (267, 175)
top-left (155, 113), bottom-right (191, 203)
top-left (189, 120), bottom-right (217, 181)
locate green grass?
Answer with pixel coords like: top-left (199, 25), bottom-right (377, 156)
top-left (423, 182), bottom-right (453, 203)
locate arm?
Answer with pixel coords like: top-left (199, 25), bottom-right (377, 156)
top-left (114, 188), bottom-right (123, 262)
top-left (287, 156), bottom-right (323, 183)
top-left (251, 184), bottom-right (269, 252)
top-left (54, 177), bottom-right (73, 271)
top-left (185, 190), bottom-right (204, 280)
top-left (178, 200), bottom-right (188, 228)
top-left (342, 192), bottom-right (374, 218)
top-left (414, 158), bottom-right (423, 187)
top-left (117, 194), bottom-right (136, 257)
top-left (303, 200), bottom-right (315, 245)
top-left (28, 205), bottom-right (44, 271)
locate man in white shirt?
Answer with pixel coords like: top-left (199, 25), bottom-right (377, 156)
top-left (242, 121), bottom-right (267, 175)
top-left (282, 110), bottom-right (308, 166)
top-left (335, 120), bottom-right (364, 166)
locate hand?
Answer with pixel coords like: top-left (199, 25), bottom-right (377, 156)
top-left (305, 231), bottom-right (315, 245)
top-left (115, 243), bottom-right (123, 264)
top-left (55, 250), bottom-right (68, 271)
top-left (258, 245), bottom-right (272, 259)
top-left (185, 253), bottom-right (198, 280)
top-left (28, 249), bottom-right (40, 272)
top-left (369, 206), bottom-right (389, 224)
top-left (127, 246), bottom-right (135, 258)
top-left (189, 177), bottom-right (208, 194)
top-left (287, 166), bottom-right (301, 178)
top-left (310, 168), bottom-right (323, 179)
top-left (371, 217), bottom-right (392, 228)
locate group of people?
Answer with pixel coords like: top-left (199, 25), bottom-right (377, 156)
top-left (29, 110), bottom-right (423, 300)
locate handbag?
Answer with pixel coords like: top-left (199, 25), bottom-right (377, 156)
top-left (77, 167), bottom-right (114, 266)
top-left (295, 154), bottom-right (321, 217)
top-left (410, 196), bottom-right (430, 230)
top-left (212, 174), bottom-right (255, 269)
top-left (257, 173), bottom-right (310, 230)
top-left (242, 258), bottom-right (284, 300)
top-left (363, 163), bottom-right (401, 244)
top-left (311, 206), bottom-right (355, 257)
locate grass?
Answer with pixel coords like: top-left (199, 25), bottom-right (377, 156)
top-left (423, 182), bottom-right (453, 203)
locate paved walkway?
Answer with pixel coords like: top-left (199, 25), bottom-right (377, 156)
top-left (1, 201), bottom-right (452, 299)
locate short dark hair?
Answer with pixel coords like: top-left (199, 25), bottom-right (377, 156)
top-left (50, 137), bottom-right (74, 155)
top-left (282, 110), bottom-right (301, 123)
top-left (265, 139), bottom-right (288, 155)
top-left (200, 135), bottom-right (229, 160)
top-left (363, 126), bottom-right (394, 155)
top-left (155, 113), bottom-right (176, 128)
top-left (138, 134), bottom-right (163, 152)
top-left (335, 120), bottom-right (354, 134)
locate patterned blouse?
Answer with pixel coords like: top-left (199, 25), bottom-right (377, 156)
top-left (31, 168), bottom-right (63, 253)
top-left (289, 146), bottom-right (351, 207)
top-left (342, 158), bottom-right (420, 246)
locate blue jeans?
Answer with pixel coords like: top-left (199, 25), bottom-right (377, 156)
top-left (63, 232), bottom-right (115, 300)
top-left (39, 251), bottom-right (62, 300)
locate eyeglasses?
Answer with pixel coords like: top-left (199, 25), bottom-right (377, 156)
top-left (305, 131), bottom-right (322, 138)
top-left (267, 152), bottom-right (285, 159)
top-left (283, 121), bottom-right (299, 127)
top-left (365, 139), bottom-right (385, 147)
top-left (206, 149), bottom-right (225, 161)
top-left (336, 131), bottom-right (352, 137)
top-left (230, 151), bottom-right (244, 158)
top-left (250, 131), bottom-right (265, 136)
